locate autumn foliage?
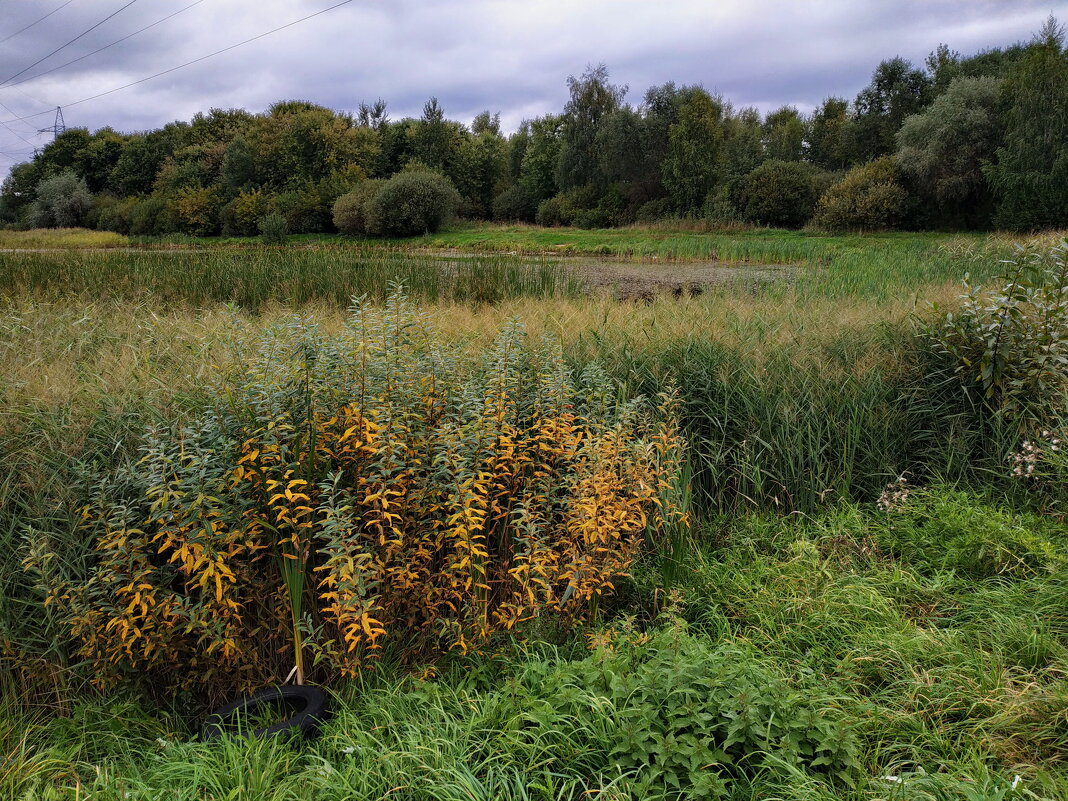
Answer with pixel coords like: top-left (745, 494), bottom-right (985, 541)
top-left (32, 291), bottom-right (686, 694)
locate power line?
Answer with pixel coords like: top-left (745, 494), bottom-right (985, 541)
top-left (0, 0), bottom-right (355, 125)
top-left (2, 0), bottom-right (206, 89)
top-left (0, 98), bottom-right (40, 149)
top-left (1, 0), bottom-right (140, 87)
top-left (0, 0), bottom-right (78, 46)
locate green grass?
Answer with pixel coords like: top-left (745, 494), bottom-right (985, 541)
top-left (1, 226), bottom-right (1065, 798)
top-left (0, 227), bottom-right (130, 249)
top-left (0, 247), bottom-right (581, 307)
top-left (4, 496), bottom-right (1067, 799)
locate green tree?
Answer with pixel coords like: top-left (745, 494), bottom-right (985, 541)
top-left (806, 98), bottom-right (850, 170)
top-left (109, 131), bottom-right (175, 196)
top-left (813, 157), bottom-right (909, 231)
top-left (762, 106), bottom-right (806, 162)
top-left (846, 57), bottom-right (932, 162)
top-left (454, 128), bottom-right (507, 218)
top-left (220, 135), bottom-right (257, 199)
top-left (738, 160), bottom-right (819, 228)
top-left (595, 108), bottom-right (645, 184)
top-left (0, 161), bottom-right (41, 220)
top-left (555, 64), bottom-right (627, 190)
top-left (76, 128), bottom-right (127, 193)
top-left (518, 115), bottom-right (563, 204)
top-left (29, 171), bottom-right (93, 227)
top-left (896, 76), bottom-right (1001, 228)
top-left (356, 98), bottom-right (389, 130)
top-left (471, 110), bottom-right (501, 136)
top-left (985, 18), bottom-right (1068, 231)
top-left (662, 87), bottom-right (725, 214)
top-left (364, 169), bottom-right (461, 236)
top-left (722, 106), bottom-right (765, 185)
top-left (416, 97), bottom-right (450, 170)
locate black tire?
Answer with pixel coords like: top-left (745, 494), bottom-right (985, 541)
top-left (201, 685), bottom-right (330, 741)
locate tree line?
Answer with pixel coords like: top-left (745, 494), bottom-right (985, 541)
top-left (2, 17), bottom-right (1066, 236)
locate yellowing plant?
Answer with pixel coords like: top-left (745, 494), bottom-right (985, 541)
top-left (33, 291), bottom-right (686, 694)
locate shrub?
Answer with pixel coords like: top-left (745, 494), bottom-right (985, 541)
top-left (812, 157), bottom-right (908, 231)
top-left (258, 211), bottom-right (288, 244)
top-left (572, 207), bottom-right (613, 229)
top-left (921, 240), bottom-right (1068, 422)
top-left (276, 185), bottom-right (332, 234)
top-left (128, 196), bottom-right (171, 236)
top-left (364, 171), bottom-right (460, 237)
top-left (738, 160), bottom-right (818, 228)
top-left (635, 197), bottom-right (674, 223)
top-left (86, 194), bottom-right (120, 232)
top-left (28, 292), bottom-right (685, 694)
top-left (491, 184), bottom-right (536, 222)
top-left (170, 186), bottom-right (221, 236)
top-left (28, 172), bottom-right (93, 228)
top-left (534, 186), bottom-right (598, 227)
top-left (99, 197), bottom-right (138, 235)
top-left (221, 189), bottom-right (276, 237)
top-left (535, 195), bottom-right (568, 227)
top-left (702, 188), bottom-right (741, 225)
top-left (332, 180), bottom-right (383, 235)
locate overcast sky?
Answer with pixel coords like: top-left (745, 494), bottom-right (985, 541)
top-left (0, 0), bottom-right (1064, 178)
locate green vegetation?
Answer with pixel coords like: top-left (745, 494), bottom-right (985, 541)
top-left (4, 19), bottom-right (1068, 237)
top-left (0, 246), bottom-right (581, 306)
top-left (5, 499), bottom-right (1068, 799)
top-left (1, 17), bottom-right (1065, 794)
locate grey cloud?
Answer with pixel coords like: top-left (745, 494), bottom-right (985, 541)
top-left (0, 0), bottom-right (1063, 175)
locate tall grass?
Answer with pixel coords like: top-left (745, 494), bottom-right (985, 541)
top-left (0, 227), bottom-right (129, 249)
top-left (0, 247), bottom-right (581, 308)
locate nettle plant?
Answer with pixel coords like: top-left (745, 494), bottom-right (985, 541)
top-left (32, 290), bottom-right (686, 693)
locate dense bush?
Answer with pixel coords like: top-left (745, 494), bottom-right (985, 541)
top-left (276, 185), bottom-right (332, 234)
top-left (332, 180), bottom-right (383, 235)
top-left (258, 211), bottom-right (288, 244)
top-left (812, 157), bottom-right (908, 231)
top-left (127, 196), bottom-right (170, 236)
top-left (896, 76), bottom-right (1001, 228)
top-left (491, 183), bottom-right (536, 222)
top-left (220, 189), bottom-right (276, 237)
top-left (738, 160), bottom-right (819, 228)
top-left (921, 240), bottom-right (1068, 422)
top-left (86, 194), bottom-right (132, 234)
top-left (26, 293), bottom-right (684, 693)
top-left (635, 196), bottom-right (674, 223)
top-left (170, 186), bottom-right (220, 236)
top-left (534, 185), bottom-right (599, 227)
top-left (28, 172), bottom-right (93, 228)
top-left (364, 170), bottom-right (460, 236)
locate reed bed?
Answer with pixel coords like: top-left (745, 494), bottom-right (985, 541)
top-left (0, 247), bottom-right (581, 308)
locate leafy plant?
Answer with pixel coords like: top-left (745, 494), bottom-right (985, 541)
top-left (922, 239), bottom-right (1068, 423)
top-left (364, 170), bottom-right (460, 236)
top-left (812, 157), bottom-right (908, 231)
top-left (526, 617), bottom-right (860, 797)
top-left (28, 290), bottom-right (685, 694)
top-left (332, 180), bottom-right (383, 235)
top-left (29, 172), bottom-right (93, 229)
